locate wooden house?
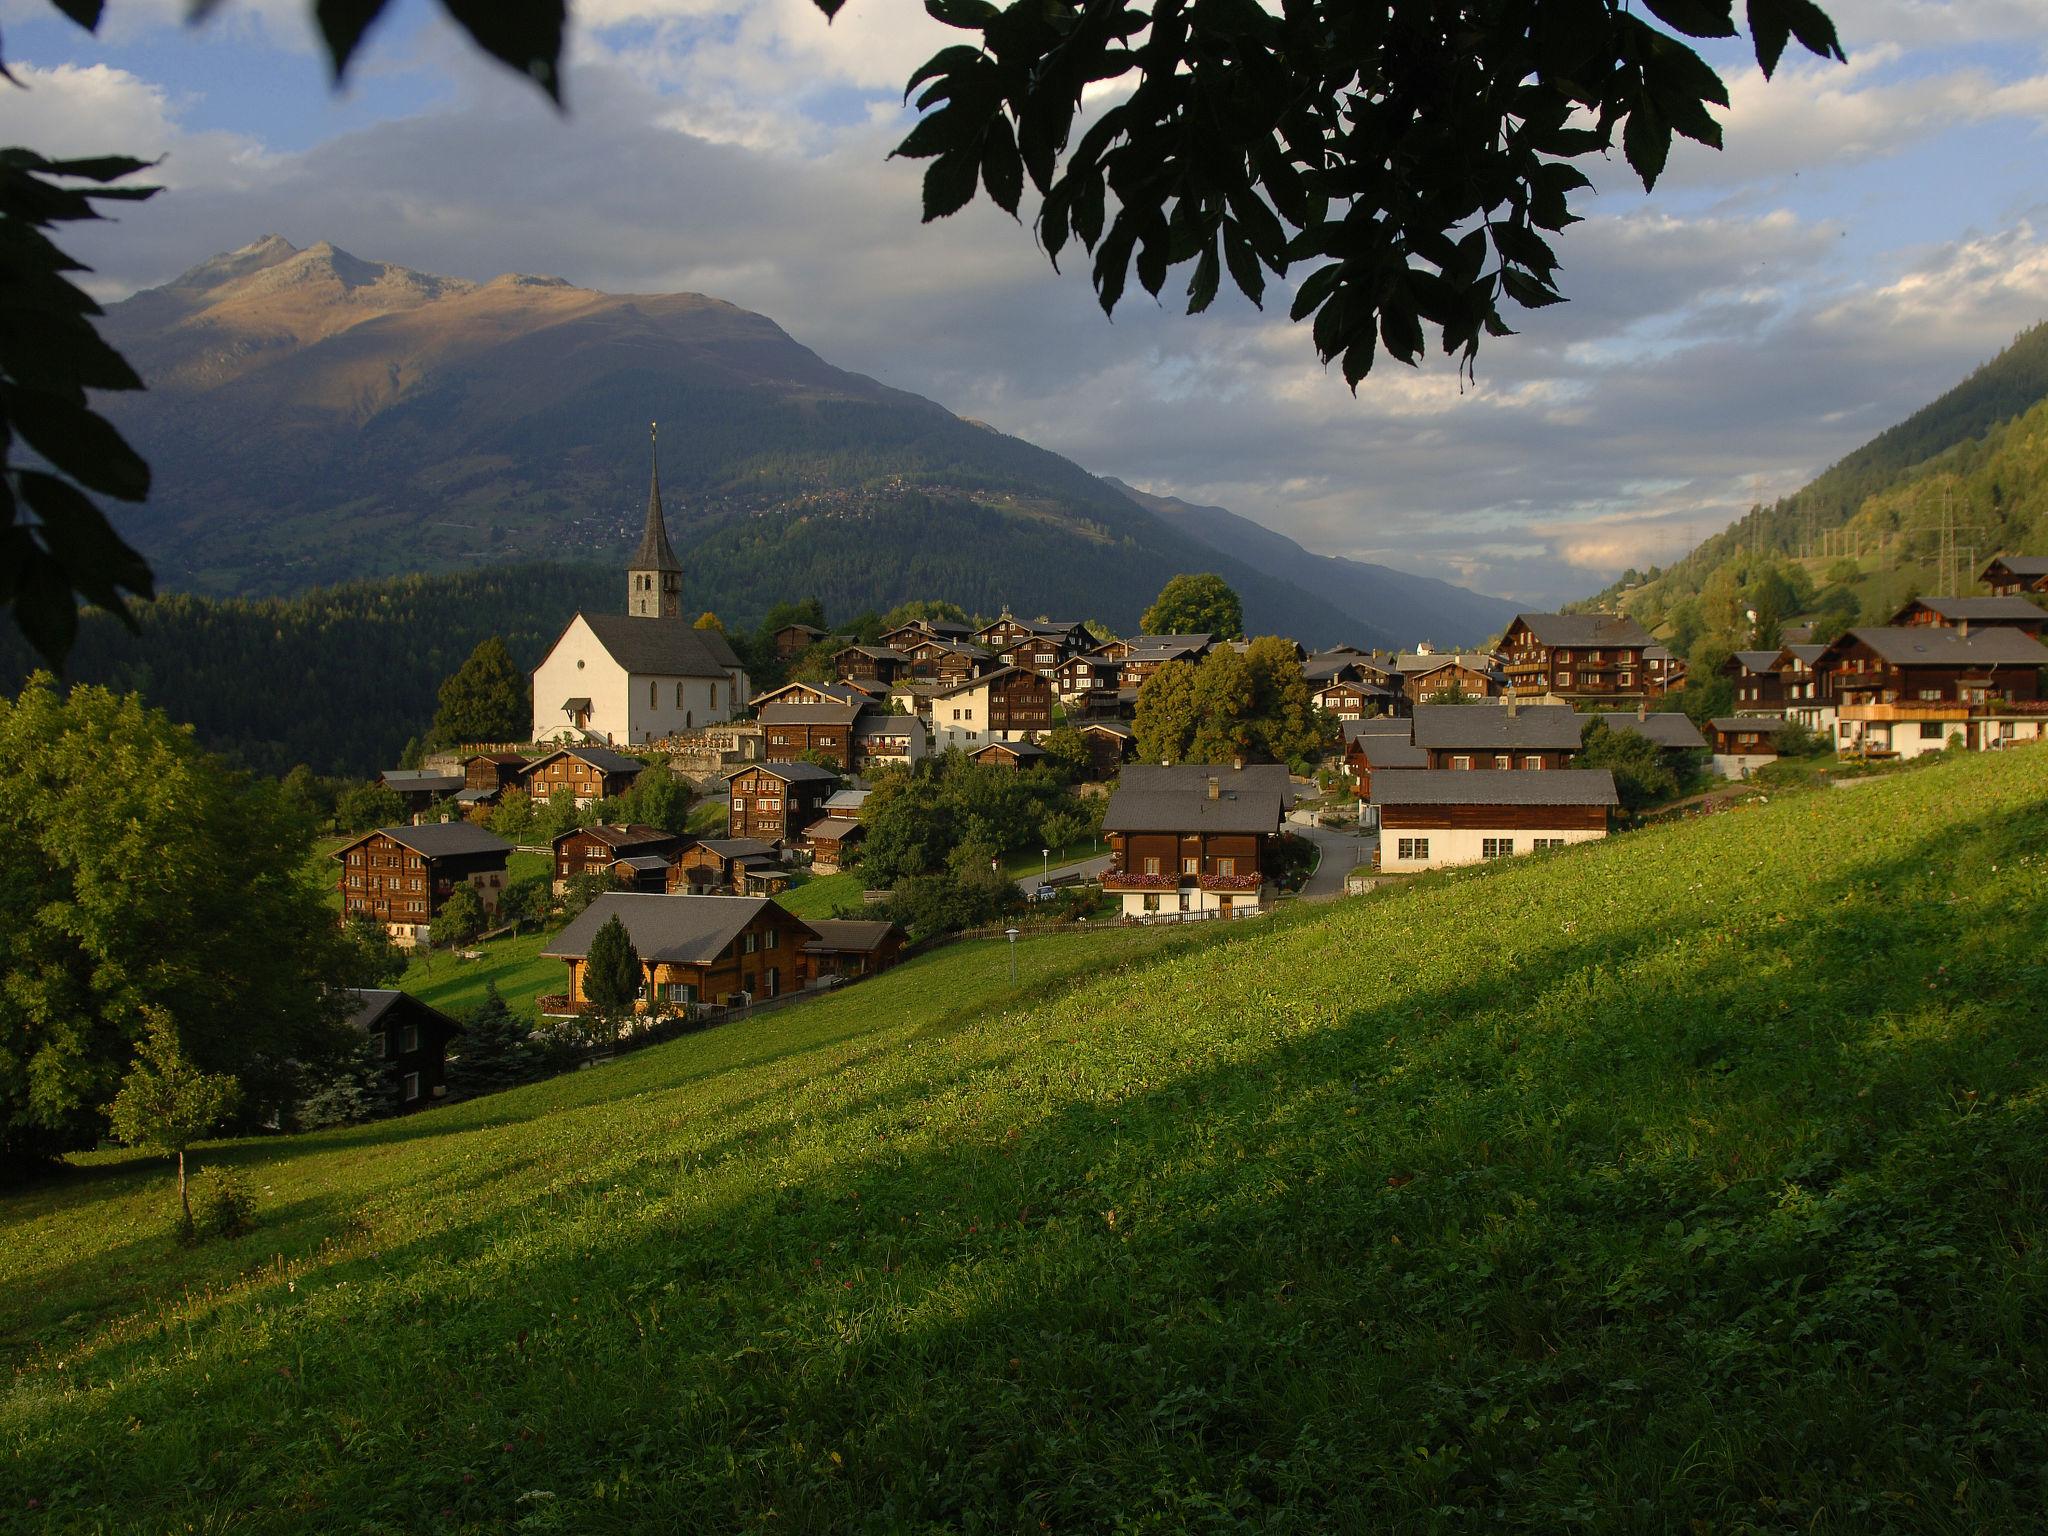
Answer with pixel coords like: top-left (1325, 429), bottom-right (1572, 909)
top-left (1499, 612), bottom-right (1658, 703)
top-left (545, 893), bottom-right (819, 1008)
top-left (971, 739), bottom-right (1048, 771)
top-left (850, 711), bottom-right (929, 770)
top-left (1592, 709), bottom-right (1708, 769)
top-left (1410, 703), bottom-right (1583, 770)
top-left (522, 746), bottom-right (647, 808)
top-left (1773, 643), bottom-right (1834, 732)
top-left (1886, 596), bottom-right (2048, 634)
top-left (1099, 763), bottom-right (1288, 920)
top-left (1372, 770), bottom-right (1617, 870)
top-left (749, 680), bottom-right (873, 711)
top-left (802, 919), bottom-right (907, 981)
top-left (335, 822), bottom-right (512, 946)
top-left (975, 613), bottom-right (1091, 671)
top-left (1399, 655), bottom-right (1506, 706)
top-left (928, 666), bottom-right (1055, 751)
top-left (898, 636), bottom-right (991, 682)
top-left (1313, 677), bottom-right (1401, 720)
top-left (759, 699), bottom-right (865, 770)
top-left (879, 618), bottom-right (977, 650)
top-left (773, 622), bottom-right (828, 660)
top-left (458, 752), bottom-right (527, 809)
top-left (1721, 649), bottom-right (1788, 713)
top-left (795, 816), bottom-right (866, 872)
top-left (552, 823), bottom-right (686, 888)
top-left (1980, 555), bottom-right (2048, 597)
top-left (1054, 650), bottom-right (1122, 703)
top-left (668, 838), bottom-right (787, 895)
top-left (833, 644), bottom-right (913, 686)
top-left (727, 761), bottom-right (840, 843)
top-left (1820, 625), bottom-right (2048, 758)
top-left (379, 770), bottom-right (466, 819)
top-left (1118, 644), bottom-right (1204, 689)
top-left (1340, 718), bottom-right (1428, 798)
top-left (1076, 720), bottom-right (1136, 779)
top-left (1643, 644), bottom-right (1687, 693)
top-left (1709, 716), bottom-right (1788, 776)
top-left (344, 989), bottom-right (462, 1112)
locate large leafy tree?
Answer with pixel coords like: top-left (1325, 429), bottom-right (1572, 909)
top-left (3, 0), bottom-right (1839, 661)
top-left (429, 636), bottom-right (527, 748)
top-left (0, 675), bottom-right (358, 1172)
top-left (1141, 573), bottom-right (1244, 640)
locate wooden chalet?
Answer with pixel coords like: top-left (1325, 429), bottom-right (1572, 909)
top-left (928, 666), bottom-right (1055, 751)
top-left (1118, 644), bottom-right (1203, 689)
top-left (553, 823), bottom-right (686, 888)
top-left (1410, 703), bottom-right (1583, 770)
top-left (802, 918), bottom-right (907, 981)
top-left (772, 622), bottom-right (828, 660)
top-left (1372, 770), bottom-right (1617, 871)
top-left (1820, 625), bottom-right (2048, 758)
top-left (1592, 709), bottom-right (1708, 768)
top-left (759, 699), bottom-right (865, 770)
top-left (380, 769), bottom-right (466, 819)
top-left (1402, 659), bottom-right (1506, 706)
top-left (335, 822), bottom-right (512, 945)
top-left (1980, 555), bottom-right (2048, 597)
top-left (1053, 650), bottom-right (1122, 703)
top-left (1100, 763), bottom-right (1289, 920)
top-left (975, 613), bottom-right (1092, 671)
top-left (1643, 645), bottom-right (1687, 692)
top-left (850, 711), bottom-right (928, 770)
top-left (1773, 644), bottom-right (1833, 730)
top-left (1708, 716), bottom-right (1788, 775)
top-left (795, 816), bottom-right (866, 872)
top-left (1313, 677), bottom-right (1401, 720)
top-left (749, 680), bottom-right (874, 711)
top-left (668, 838), bottom-right (788, 896)
top-left (458, 752), bottom-right (527, 811)
top-left (1499, 612), bottom-right (1660, 703)
top-left (546, 893), bottom-right (818, 1008)
top-left (1721, 649), bottom-right (1787, 713)
top-left (522, 746), bottom-right (647, 808)
top-left (879, 617), bottom-right (977, 650)
top-left (1340, 718), bottom-right (1428, 798)
top-left (344, 989), bottom-right (462, 1112)
top-left (1075, 719), bottom-right (1136, 778)
top-left (898, 636), bottom-right (991, 682)
top-left (833, 644), bottom-right (913, 685)
top-left (971, 739), bottom-right (1048, 771)
top-left (1886, 595), bottom-right (2048, 634)
top-left (728, 761), bottom-right (840, 843)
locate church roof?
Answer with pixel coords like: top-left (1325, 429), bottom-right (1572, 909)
top-left (631, 426), bottom-right (683, 574)
top-left (572, 612), bottom-right (740, 678)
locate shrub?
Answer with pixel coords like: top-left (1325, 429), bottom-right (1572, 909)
top-left (187, 1169), bottom-right (256, 1242)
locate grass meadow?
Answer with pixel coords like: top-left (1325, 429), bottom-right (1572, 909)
top-left (7, 749), bottom-right (2048, 1530)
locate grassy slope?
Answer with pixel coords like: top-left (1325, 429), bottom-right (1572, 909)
top-left (8, 752), bottom-right (2048, 1530)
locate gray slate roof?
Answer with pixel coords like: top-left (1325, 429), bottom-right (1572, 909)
top-left (1729, 650), bottom-right (1785, 674)
top-left (743, 761), bottom-right (841, 785)
top-left (1104, 763), bottom-right (1290, 834)
top-left (1597, 713), bottom-right (1708, 751)
top-left (1712, 715), bottom-right (1790, 733)
top-left (631, 438), bottom-right (683, 574)
top-left (803, 919), bottom-right (901, 952)
top-left (1781, 645), bottom-right (1827, 667)
top-left (1895, 595), bottom-right (2047, 624)
top-left (353, 823), bottom-right (512, 859)
top-left (1411, 704), bottom-right (1584, 752)
top-left (1342, 716), bottom-right (1415, 739)
top-left (694, 838), bottom-right (779, 860)
top-left (1371, 769), bottom-right (1618, 807)
top-left (760, 701), bottom-right (865, 725)
top-left (1510, 612), bottom-right (1656, 648)
top-left (1354, 737), bottom-right (1429, 768)
top-left (554, 822), bottom-right (674, 851)
top-left (573, 612), bottom-right (740, 678)
top-left (529, 745), bottom-right (647, 777)
top-left (345, 988), bottom-right (461, 1037)
top-left (380, 770), bottom-right (465, 793)
top-left (1844, 626), bottom-right (2048, 667)
top-left (1987, 555), bottom-right (2048, 577)
top-left (1130, 633), bottom-right (1214, 649)
top-left (799, 816), bottom-right (865, 843)
top-left (544, 893), bottom-right (811, 965)
top-left (1080, 720), bottom-right (1134, 738)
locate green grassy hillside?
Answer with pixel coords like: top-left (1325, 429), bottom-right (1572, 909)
top-left (7, 750), bottom-right (2048, 1529)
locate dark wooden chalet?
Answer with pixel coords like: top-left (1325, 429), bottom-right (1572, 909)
top-left (971, 739), bottom-right (1048, 771)
top-left (669, 838), bottom-right (785, 895)
top-left (880, 617), bottom-right (977, 650)
top-left (1076, 720), bottom-right (1136, 778)
top-left (1772, 644), bottom-right (1831, 724)
top-left (1400, 656), bottom-right (1506, 706)
top-left (1340, 718), bottom-right (1428, 798)
top-left (1820, 626), bottom-right (2048, 710)
top-left (460, 752), bottom-right (528, 805)
top-left (802, 919), bottom-right (907, 980)
top-left (759, 699), bottom-right (865, 770)
top-left (335, 822), bottom-right (512, 945)
top-left (1313, 678), bottom-right (1401, 720)
top-left (1643, 645), bottom-right (1687, 692)
top-left (1500, 612), bottom-right (1658, 702)
top-left (1980, 555), bottom-right (2048, 597)
top-left (773, 622), bottom-right (828, 660)
top-left (380, 769), bottom-right (466, 819)
top-left (976, 613), bottom-right (1091, 670)
top-left (1100, 763), bottom-right (1288, 919)
top-left (1709, 716), bottom-right (1788, 759)
top-left (1593, 709), bottom-right (1709, 767)
top-left (1410, 703), bottom-right (1583, 771)
top-left (522, 746), bottom-right (647, 808)
top-left (728, 761), bottom-right (840, 843)
top-left (796, 815), bottom-right (866, 872)
top-left (553, 823), bottom-right (686, 886)
top-left (851, 711), bottom-right (927, 769)
top-left (1721, 649), bottom-right (1788, 712)
top-left (1054, 650), bottom-right (1122, 702)
top-left (833, 644), bottom-right (913, 685)
top-left (345, 989), bottom-right (463, 1112)
top-left (899, 636), bottom-right (991, 682)
top-left (546, 893), bottom-right (819, 1008)
top-left (1886, 595), bottom-right (2048, 634)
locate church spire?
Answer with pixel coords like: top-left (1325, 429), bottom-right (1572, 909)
top-left (627, 421), bottom-right (683, 619)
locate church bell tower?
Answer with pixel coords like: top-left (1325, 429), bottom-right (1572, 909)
top-left (627, 421), bottom-right (683, 620)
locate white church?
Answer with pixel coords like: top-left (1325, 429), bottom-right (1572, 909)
top-left (530, 427), bottom-right (751, 745)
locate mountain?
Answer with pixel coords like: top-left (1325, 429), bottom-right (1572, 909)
top-left (97, 237), bottom-right (1426, 645)
top-left (1106, 479), bottom-right (1518, 646)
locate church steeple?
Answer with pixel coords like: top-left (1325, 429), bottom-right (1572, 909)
top-left (628, 421), bottom-right (682, 620)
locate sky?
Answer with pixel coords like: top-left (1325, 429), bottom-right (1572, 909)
top-left (4, 0), bottom-right (2048, 606)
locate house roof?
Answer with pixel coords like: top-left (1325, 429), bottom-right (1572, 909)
top-left (465, 751), bottom-right (528, 767)
top-left (1371, 769), bottom-right (1619, 807)
top-left (776, 622), bottom-right (827, 637)
top-left (1508, 612), bottom-right (1656, 648)
top-left (616, 854), bottom-right (674, 873)
top-left (1129, 633), bottom-right (1214, 649)
top-left (1411, 704), bottom-right (1584, 752)
top-left (987, 616), bottom-right (1086, 638)
top-left (693, 838), bottom-right (780, 861)
top-left (342, 823), bottom-right (512, 860)
top-left (1596, 712), bottom-right (1708, 750)
top-left (1352, 737), bottom-right (1429, 768)
top-left (1985, 555), bottom-right (2048, 578)
top-left (798, 816), bottom-right (865, 843)
top-left (851, 713), bottom-right (919, 738)
top-left (1726, 649), bottom-right (1785, 674)
top-left (344, 989), bottom-right (462, 1037)
top-left (974, 739), bottom-right (1046, 759)
top-left (380, 770), bottom-right (465, 793)
top-left (1779, 645), bottom-right (1828, 668)
top-left (1711, 715), bottom-right (1791, 733)
top-left (454, 787), bottom-right (495, 803)
top-left (1889, 595), bottom-right (2047, 625)
top-left (834, 643), bottom-right (908, 661)
top-left (1342, 715), bottom-right (1415, 739)
top-left (1103, 763), bottom-right (1291, 834)
top-left (1079, 720), bottom-right (1134, 738)
top-left (552, 822), bottom-right (675, 852)
top-left (1393, 651), bottom-right (1497, 673)
top-left (803, 918), bottom-right (902, 953)
top-left (823, 788), bottom-right (871, 811)
top-left (527, 745), bottom-right (648, 777)
top-left (737, 761), bottom-right (841, 786)
top-left (561, 612), bottom-right (741, 679)
top-left (558, 696), bottom-right (592, 713)
top-left (544, 893), bottom-right (814, 966)
top-left (759, 700), bottom-right (865, 725)
top-left (1839, 626), bottom-right (2048, 668)
top-left (928, 665), bottom-right (1030, 699)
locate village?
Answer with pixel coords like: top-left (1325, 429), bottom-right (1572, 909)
top-left (328, 446), bottom-right (2048, 1112)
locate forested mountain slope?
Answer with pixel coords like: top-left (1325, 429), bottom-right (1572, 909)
top-left (7, 747), bottom-right (2048, 1527)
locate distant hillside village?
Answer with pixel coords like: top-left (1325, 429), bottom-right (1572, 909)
top-left (315, 429), bottom-right (2048, 1115)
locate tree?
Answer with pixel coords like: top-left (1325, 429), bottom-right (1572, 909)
top-left (1133, 658), bottom-right (1200, 765)
top-left (1578, 720), bottom-right (1678, 811)
top-left (447, 984), bottom-right (538, 1094)
top-left (487, 786), bottom-right (537, 840)
top-left (436, 883), bottom-right (487, 947)
top-left (1188, 646), bottom-right (1256, 762)
top-left (397, 736), bottom-right (426, 771)
top-left (499, 872), bottom-right (554, 928)
top-left (335, 782), bottom-right (405, 833)
top-left (104, 1010), bottom-right (243, 1238)
top-left (619, 768), bottom-right (693, 835)
top-left (694, 612), bottom-right (725, 632)
top-left (1142, 574), bottom-right (1244, 641)
top-left (293, 1036), bottom-right (387, 1130)
top-left (582, 915), bottom-right (642, 1026)
top-left (1, 676), bottom-right (357, 1173)
top-left (429, 636), bottom-right (527, 748)
top-left (557, 872), bottom-right (618, 928)
top-left (879, 599), bottom-right (968, 629)
top-left (1038, 809), bottom-right (1086, 859)
top-left (1241, 636), bottom-right (1326, 764)
top-left (1039, 724), bottom-right (1093, 781)
top-left (337, 915), bottom-right (407, 990)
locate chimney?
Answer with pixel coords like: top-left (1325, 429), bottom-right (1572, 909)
top-left (1959, 618), bottom-right (1971, 638)
top-left (1207, 776), bottom-right (1220, 800)
top-left (1506, 696), bottom-right (1519, 717)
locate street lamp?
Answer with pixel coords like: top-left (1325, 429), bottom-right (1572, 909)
top-left (1042, 847), bottom-right (1049, 887)
top-left (1005, 926), bottom-right (1020, 983)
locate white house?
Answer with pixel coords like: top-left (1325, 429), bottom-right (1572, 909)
top-left (530, 427), bottom-right (750, 746)
top-left (1372, 769), bottom-right (1617, 871)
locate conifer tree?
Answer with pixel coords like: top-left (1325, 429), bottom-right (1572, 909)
top-left (431, 636), bottom-right (527, 748)
top-left (448, 984), bottom-right (538, 1094)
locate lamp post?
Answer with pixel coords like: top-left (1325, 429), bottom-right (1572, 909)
top-left (1042, 847), bottom-right (1049, 888)
top-left (1005, 926), bottom-right (1020, 984)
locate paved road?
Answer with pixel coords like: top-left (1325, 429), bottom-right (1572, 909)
top-left (1293, 818), bottom-right (1373, 901)
top-left (1015, 852), bottom-right (1113, 895)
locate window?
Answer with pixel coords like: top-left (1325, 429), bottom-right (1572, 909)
top-left (1919, 722), bottom-right (1951, 741)
top-left (649, 680), bottom-right (657, 707)
top-left (1482, 838), bottom-right (1515, 859)
top-left (1451, 755), bottom-right (1472, 770)
top-left (403, 1073), bottom-right (420, 1103)
top-left (1396, 837), bottom-right (1430, 861)
top-left (401, 1024), bottom-right (420, 1053)
top-left (1533, 838), bottom-right (1567, 851)
top-left (1182, 857), bottom-right (1199, 875)
top-left (1524, 756), bottom-right (1542, 770)
top-left (765, 928), bottom-right (779, 950)
top-left (1557, 672), bottom-right (1573, 686)
top-left (1143, 856), bottom-right (1162, 875)
top-left (744, 932), bottom-right (757, 953)
top-left (757, 796), bottom-right (778, 811)
top-left (1619, 671), bottom-right (1633, 685)
top-left (377, 1030), bottom-right (389, 1059)
top-left (1142, 893), bottom-right (1162, 912)
top-left (676, 683), bottom-right (685, 707)
top-left (1494, 754), bottom-right (1511, 769)
top-left (1918, 689), bottom-right (1943, 702)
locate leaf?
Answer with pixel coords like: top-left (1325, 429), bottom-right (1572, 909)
top-left (926, 0), bottom-right (1000, 28)
top-left (17, 470), bottom-right (153, 618)
top-left (1222, 219), bottom-right (1265, 308)
top-left (1340, 332), bottom-right (1377, 389)
top-left (922, 147), bottom-right (980, 221)
top-left (312, 0), bottom-right (389, 80)
top-left (904, 44), bottom-right (984, 102)
top-left (810, 0), bottom-right (848, 15)
top-left (7, 542), bottom-right (78, 666)
top-left (1092, 219), bottom-right (1138, 316)
top-left (1288, 261), bottom-right (1343, 323)
top-left (1622, 99), bottom-right (1672, 190)
top-left (980, 119), bottom-right (1024, 216)
top-left (1379, 297), bottom-right (1424, 365)
top-left (3, 385), bottom-right (150, 500)
top-left (1747, 0), bottom-right (1792, 77)
top-left (438, 0), bottom-right (566, 103)
top-left (894, 107), bottom-right (978, 162)
top-left (1500, 268), bottom-right (1566, 309)
top-left (1642, 0), bottom-right (1735, 38)
top-left (49, 0), bottom-right (104, 28)
top-left (1185, 242), bottom-right (1220, 314)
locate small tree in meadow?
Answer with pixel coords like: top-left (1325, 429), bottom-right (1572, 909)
top-left (337, 914), bottom-right (406, 989)
top-left (581, 914), bottom-right (642, 1038)
top-left (105, 1010), bottom-right (243, 1239)
top-left (448, 983), bottom-right (539, 1094)
top-left (437, 883), bottom-right (487, 947)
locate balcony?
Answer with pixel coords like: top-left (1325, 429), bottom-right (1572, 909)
top-left (1199, 872), bottom-right (1264, 892)
top-left (1101, 867), bottom-right (1181, 891)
